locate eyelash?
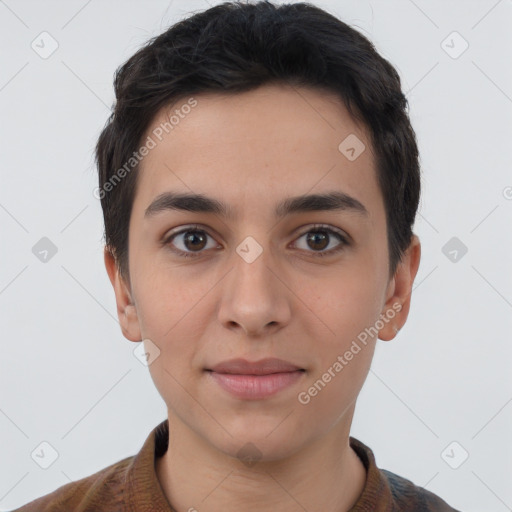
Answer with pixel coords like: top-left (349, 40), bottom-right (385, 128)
top-left (162, 224), bottom-right (349, 259)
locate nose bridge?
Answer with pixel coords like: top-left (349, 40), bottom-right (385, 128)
top-left (231, 233), bottom-right (277, 300)
top-left (217, 232), bottom-right (290, 334)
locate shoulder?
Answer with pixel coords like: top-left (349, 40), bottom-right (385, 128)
top-left (382, 468), bottom-right (461, 511)
top-left (10, 455), bottom-right (134, 512)
top-left (349, 436), bottom-right (461, 511)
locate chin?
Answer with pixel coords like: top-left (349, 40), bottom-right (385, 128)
top-left (208, 425), bottom-right (305, 464)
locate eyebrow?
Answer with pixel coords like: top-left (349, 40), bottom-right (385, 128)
top-left (144, 191), bottom-right (369, 220)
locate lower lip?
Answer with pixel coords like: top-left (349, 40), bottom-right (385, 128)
top-left (207, 370), bottom-right (305, 400)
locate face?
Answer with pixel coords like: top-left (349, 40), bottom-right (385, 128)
top-left (106, 83), bottom-right (420, 461)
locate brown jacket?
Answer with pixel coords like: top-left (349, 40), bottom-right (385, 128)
top-left (12, 419), bottom-right (461, 511)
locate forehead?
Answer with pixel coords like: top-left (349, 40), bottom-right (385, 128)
top-left (134, 83), bottom-right (383, 222)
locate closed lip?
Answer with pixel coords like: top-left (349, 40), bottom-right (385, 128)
top-left (206, 358), bottom-right (305, 375)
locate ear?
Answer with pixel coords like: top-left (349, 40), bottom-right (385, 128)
top-left (378, 234), bottom-right (421, 341)
top-left (104, 247), bottom-right (142, 342)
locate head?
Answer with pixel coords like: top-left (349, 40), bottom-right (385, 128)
top-left (98, 1), bottom-right (421, 461)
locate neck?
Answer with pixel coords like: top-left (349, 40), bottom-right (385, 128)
top-left (156, 407), bottom-right (367, 512)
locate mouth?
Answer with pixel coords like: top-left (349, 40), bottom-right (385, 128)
top-left (206, 362), bottom-right (306, 400)
top-left (206, 357), bottom-right (305, 375)
top-left (205, 369), bottom-right (306, 376)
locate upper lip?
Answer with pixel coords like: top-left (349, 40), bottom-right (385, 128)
top-left (207, 358), bottom-right (304, 375)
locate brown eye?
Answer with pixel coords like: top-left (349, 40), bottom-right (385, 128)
top-left (182, 231), bottom-right (208, 251)
top-left (305, 231), bottom-right (330, 251)
top-left (163, 224), bottom-right (348, 259)
top-left (164, 227), bottom-right (219, 258)
top-left (293, 226), bottom-right (348, 257)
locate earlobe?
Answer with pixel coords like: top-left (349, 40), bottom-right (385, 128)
top-left (378, 235), bottom-right (421, 341)
top-left (103, 247), bottom-right (142, 342)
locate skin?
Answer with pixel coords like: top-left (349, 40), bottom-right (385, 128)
top-left (105, 83), bottom-right (421, 512)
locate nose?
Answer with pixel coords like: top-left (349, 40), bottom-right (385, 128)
top-left (217, 239), bottom-right (292, 338)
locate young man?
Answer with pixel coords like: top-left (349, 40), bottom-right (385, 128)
top-left (14, 1), bottom-right (461, 510)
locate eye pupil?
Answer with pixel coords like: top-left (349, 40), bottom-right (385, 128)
top-left (184, 231), bottom-right (207, 251)
top-left (306, 231), bottom-right (329, 251)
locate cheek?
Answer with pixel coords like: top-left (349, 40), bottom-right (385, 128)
top-left (298, 284), bottom-right (379, 424)
top-left (133, 261), bottom-right (212, 338)
top-left (133, 266), bottom-right (214, 384)
top-left (302, 265), bottom-right (382, 401)
top-left (296, 341), bottom-right (376, 436)
top-left (315, 265), bottom-right (384, 338)
top-left (141, 300), bottom-right (204, 416)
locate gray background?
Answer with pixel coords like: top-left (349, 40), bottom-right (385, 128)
top-left (1, 0), bottom-right (511, 510)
